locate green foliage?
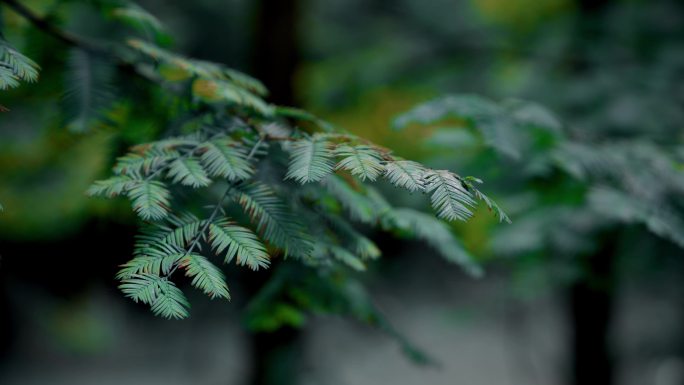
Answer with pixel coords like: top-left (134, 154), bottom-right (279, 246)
top-left (180, 253), bottom-right (231, 299)
top-left (323, 212), bottom-right (380, 259)
top-left (109, 3), bottom-right (167, 42)
top-left (0, 1), bottom-right (506, 324)
top-left (199, 138), bottom-right (253, 181)
top-left (589, 187), bottom-right (684, 249)
top-left (399, 94), bottom-right (684, 265)
top-left (85, 86), bottom-right (508, 318)
top-left (0, 65), bottom-right (19, 89)
top-left (384, 159), bottom-right (426, 193)
top-left (334, 145), bottom-right (385, 181)
top-left (126, 180), bottom-right (171, 221)
top-left (394, 95), bottom-right (562, 159)
top-left (0, 39), bottom-right (39, 89)
top-left (423, 170), bottom-right (477, 222)
top-left (113, 149), bottom-right (179, 176)
top-left (285, 135), bottom-right (336, 183)
top-left (231, 182), bottom-right (315, 258)
top-left (329, 244), bottom-right (367, 271)
top-left (208, 219), bottom-right (270, 269)
top-left (62, 49), bottom-right (114, 133)
top-left (119, 274), bottom-right (189, 319)
top-left (323, 175), bottom-right (378, 223)
top-left (384, 208), bottom-right (483, 277)
top-left (167, 157), bottom-right (212, 187)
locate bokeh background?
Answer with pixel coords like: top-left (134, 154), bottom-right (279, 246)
top-left (1, 0), bottom-right (684, 384)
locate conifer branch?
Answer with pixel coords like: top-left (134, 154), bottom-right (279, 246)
top-left (165, 137), bottom-right (264, 278)
top-left (0, 0), bottom-right (105, 55)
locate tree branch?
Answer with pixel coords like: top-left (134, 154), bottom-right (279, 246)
top-left (0, 0), bottom-right (155, 84)
top-left (165, 136), bottom-right (265, 278)
top-left (0, 0), bottom-right (106, 55)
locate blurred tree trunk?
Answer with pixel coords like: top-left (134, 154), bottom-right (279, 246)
top-left (568, 235), bottom-right (618, 385)
top-left (248, 1), bottom-right (303, 384)
top-left (251, 0), bottom-right (301, 105)
top-left (565, 2), bottom-right (617, 385)
top-left (569, 0), bottom-right (612, 70)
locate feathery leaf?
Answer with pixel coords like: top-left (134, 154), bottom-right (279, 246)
top-left (192, 78), bottom-right (272, 115)
top-left (232, 183), bottom-right (313, 257)
top-left (150, 278), bottom-right (191, 319)
top-left (423, 170), bottom-right (476, 222)
top-left (335, 145), bottom-right (385, 181)
top-left (127, 180), bottom-right (171, 220)
top-left (393, 95), bottom-right (523, 158)
top-left (62, 49), bottom-right (115, 133)
top-left (0, 66), bottom-right (19, 89)
top-left (286, 135), bottom-right (336, 184)
top-left (199, 138), bottom-right (253, 181)
top-left (208, 220), bottom-right (270, 270)
top-left (87, 175), bottom-right (137, 197)
top-left (167, 156), bottom-right (212, 187)
top-left (180, 254), bottom-right (231, 299)
top-left (119, 274), bottom-right (190, 319)
top-left (384, 159), bottom-right (426, 192)
top-left (0, 40), bottom-right (39, 82)
top-left (113, 148), bottom-right (179, 176)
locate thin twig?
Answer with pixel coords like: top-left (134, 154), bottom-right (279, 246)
top-left (0, 0), bottom-right (163, 86)
top-left (0, 0), bottom-right (105, 55)
top-left (165, 187), bottom-right (231, 277)
top-left (165, 136), bottom-right (265, 278)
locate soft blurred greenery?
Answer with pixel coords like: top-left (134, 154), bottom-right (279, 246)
top-left (1, 0), bottom-right (683, 384)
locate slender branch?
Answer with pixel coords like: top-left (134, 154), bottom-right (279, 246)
top-left (0, 0), bottom-right (162, 86)
top-left (165, 187), bottom-right (231, 277)
top-left (0, 0), bottom-right (105, 55)
top-left (246, 136), bottom-right (265, 159)
top-left (165, 136), bottom-right (265, 278)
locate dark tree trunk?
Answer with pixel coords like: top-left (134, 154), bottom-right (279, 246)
top-left (251, 0), bottom-right (300, 106)
top-left (568, 0), bottom-right (613, 71)
top-left (567, 235), bottom-right (618, 385)
top-left (565, 1), bottom-right (617, 383)
top-left (248, 3), bottom-right (303, 383)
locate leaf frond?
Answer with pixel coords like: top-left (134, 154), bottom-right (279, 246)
top-left (208, 219), bottom-right (270, 270)
top-left (384, 159), bottom-right (426, 192)
top-left (127, 180), bottom-right (171, 220)
top-left (335, 145), bottom-right (385, 182)
top-left (232, 183), bottom-right (313, 257)
top-left (119, 274), bottom-right (190, 319)
top-left (166, 156), bottom-right (212, 187)
top-left (198, 138), bottom-right (253, 181)
top-left (0, 40), bottom-right (39, 82)
top-left (286, 135), bottom-right (336, 184)
top-left (424, 170), bottom-right (476, 222)
top-left (180, 254), bottom-right (231, 299)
